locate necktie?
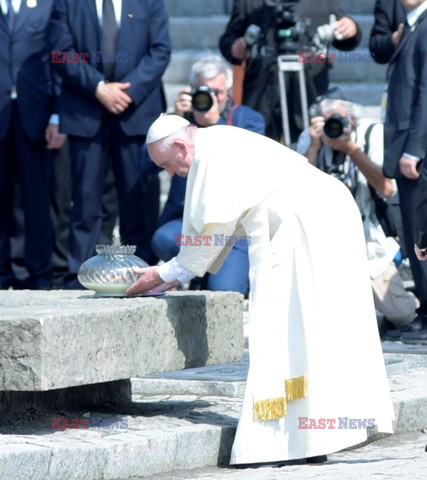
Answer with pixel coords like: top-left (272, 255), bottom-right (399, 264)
top-left (6, 0), bottom-right (15, 31)
top-left (102, 0), bottom-right (119, 80)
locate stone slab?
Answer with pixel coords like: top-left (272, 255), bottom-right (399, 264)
top-left (0, 291), bottom-right (244, 391)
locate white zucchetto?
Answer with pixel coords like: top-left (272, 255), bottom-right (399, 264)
top-left (146, 114), bottom-right (190, 144)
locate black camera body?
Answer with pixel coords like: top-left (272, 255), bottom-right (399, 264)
top-left (323, 114), bottom-right (350, 139)
top-left (191, 85), bottom-right (217, 112)
top-left (264, 0), bottom-right (312, 54)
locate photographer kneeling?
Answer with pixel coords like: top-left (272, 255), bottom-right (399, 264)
top-left (151, 55), bottom-right (265, 295)
top-left (297, 91), bottom-right (418, 334)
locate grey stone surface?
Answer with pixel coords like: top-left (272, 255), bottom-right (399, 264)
top-left (0, 291), bottom-right (244, 391)
top-left (137, 431), bottom-right (427, 480)
top-left (0, 444), bottom-right (50, 480)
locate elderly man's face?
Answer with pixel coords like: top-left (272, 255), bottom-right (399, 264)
top-left (148, 141), bottom-right (193, 177)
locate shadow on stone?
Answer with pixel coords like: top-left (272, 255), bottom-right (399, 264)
top-left (165, 295), bottom-right (209, 368)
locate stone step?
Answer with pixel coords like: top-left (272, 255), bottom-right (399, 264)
top-left (168, 14), bottom-right (375, 50)
top-left (165, 0), bottom-right (374, 18)
top-left (342, 0), bottom-right (376, 15)
top-left (162, 46), bottom-right (386, 86)
top-left (329, 82), bottom-right (385, 107)
top-left (329, 48), bottom-right (387, 82)
top-left (169, 16), bottom-right (227, 50)
top-left (165, 0), bottom-right (232, 17)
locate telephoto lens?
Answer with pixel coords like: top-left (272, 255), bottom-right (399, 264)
top-left (191, 85), bottom-right (214, 112)
top-left (323, 113), bottom-right (350, 139)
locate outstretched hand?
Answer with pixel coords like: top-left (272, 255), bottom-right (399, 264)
top-left (126, 266), bottom-right (162, 296)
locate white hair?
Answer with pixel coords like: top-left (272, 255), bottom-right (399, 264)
top-left (318, 98), bottom-right (361, 122)
top-left (189, 54), bottom-right (233, 89)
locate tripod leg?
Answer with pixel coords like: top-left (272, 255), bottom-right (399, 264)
top-left (277, 59), bottom-right (291, 145)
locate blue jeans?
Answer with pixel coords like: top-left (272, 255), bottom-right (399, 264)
top-left (151, 219), bottom-right (249, 295)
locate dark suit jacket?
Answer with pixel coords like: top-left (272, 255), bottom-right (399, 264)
top-left (369, 0), bottom-right (407, 64)
top-left (50, 0), bottom-right (171, 138)
top-left (0, 0), bottom-right (56, 142)
top-left (415, 152), bottom-right (427, 248)
top-left (384, 11), bottom-right (427, 179)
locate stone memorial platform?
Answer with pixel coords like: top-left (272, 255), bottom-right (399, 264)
top-left (0, 290), bottom-right (244, 411)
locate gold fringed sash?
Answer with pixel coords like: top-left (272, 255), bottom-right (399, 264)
top-left (253, 375), bottom-right (307, 421)
top-left (253, 397), bottom-right (287, 421)
top-left (285, 375), bottom-right (307, 402)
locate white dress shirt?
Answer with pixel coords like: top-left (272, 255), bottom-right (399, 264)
top-left (0, 0), bottom-right (21, 15)
top-left (407, 0), bottom-right (427, 27)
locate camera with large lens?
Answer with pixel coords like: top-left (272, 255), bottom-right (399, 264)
top-left (191, 85), bottom-right (217, 112)
top-left (323, 114), bottom-right (350, 139)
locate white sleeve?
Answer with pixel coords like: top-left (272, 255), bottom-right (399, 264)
top-left (157, 257), bottom-right (196, 284)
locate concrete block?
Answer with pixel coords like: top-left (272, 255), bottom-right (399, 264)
top-left (0, 291), bottom-right (244, 392)
top-left (0, 444), bottom-right (50, 480)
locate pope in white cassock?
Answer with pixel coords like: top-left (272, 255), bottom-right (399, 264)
top-left (127, 114), bottom-right (394, 466)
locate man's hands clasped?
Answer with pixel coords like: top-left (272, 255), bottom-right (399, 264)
top-left (96, 81), bottom-right (133, 115)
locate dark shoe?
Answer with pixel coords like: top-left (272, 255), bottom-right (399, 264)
top-left (383, 315), bottom-right (425, 341)
top-left (306, 455), bottom-right (328, 464)
top-left (233, 458), bottom-right (307, 469)
top-left (401, 325), bottom-right (427, 344)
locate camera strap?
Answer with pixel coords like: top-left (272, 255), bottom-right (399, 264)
top-left (226, 105), bottom-right (240, 126)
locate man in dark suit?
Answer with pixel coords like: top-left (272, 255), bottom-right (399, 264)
top-left (50, 0), bottom-right (171, 287)
top-left (369, 0), bottom-right (407, 64)
top-left (0, 0), bottom-right (64, 289)
top-left (219, 0), bottom-right (361, 141)
top-left (383, 0), bottom-right (427, 341)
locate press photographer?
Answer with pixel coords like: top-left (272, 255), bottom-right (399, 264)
top-left (219, 0), bottom-right (361, 141)
top-left (297, 91), bottom-right (417, 334)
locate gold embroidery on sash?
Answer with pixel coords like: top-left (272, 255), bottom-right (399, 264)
top-left (285, 375), bottom-right (307, 401)
top-left (253, 397), bottom-right (287, 421)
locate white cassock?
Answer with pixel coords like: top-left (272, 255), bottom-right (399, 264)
top-left (164, 125), bottom-right (394, 464)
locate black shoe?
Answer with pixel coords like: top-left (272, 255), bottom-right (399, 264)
top-left (383, 315), bottom-right (425, 341)
top-left (306, 455), bottom-right (328, 464)
top-left (401, 325), bottom-right (427, 344)
top-left (233, 458), bottom-right (307, 469)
